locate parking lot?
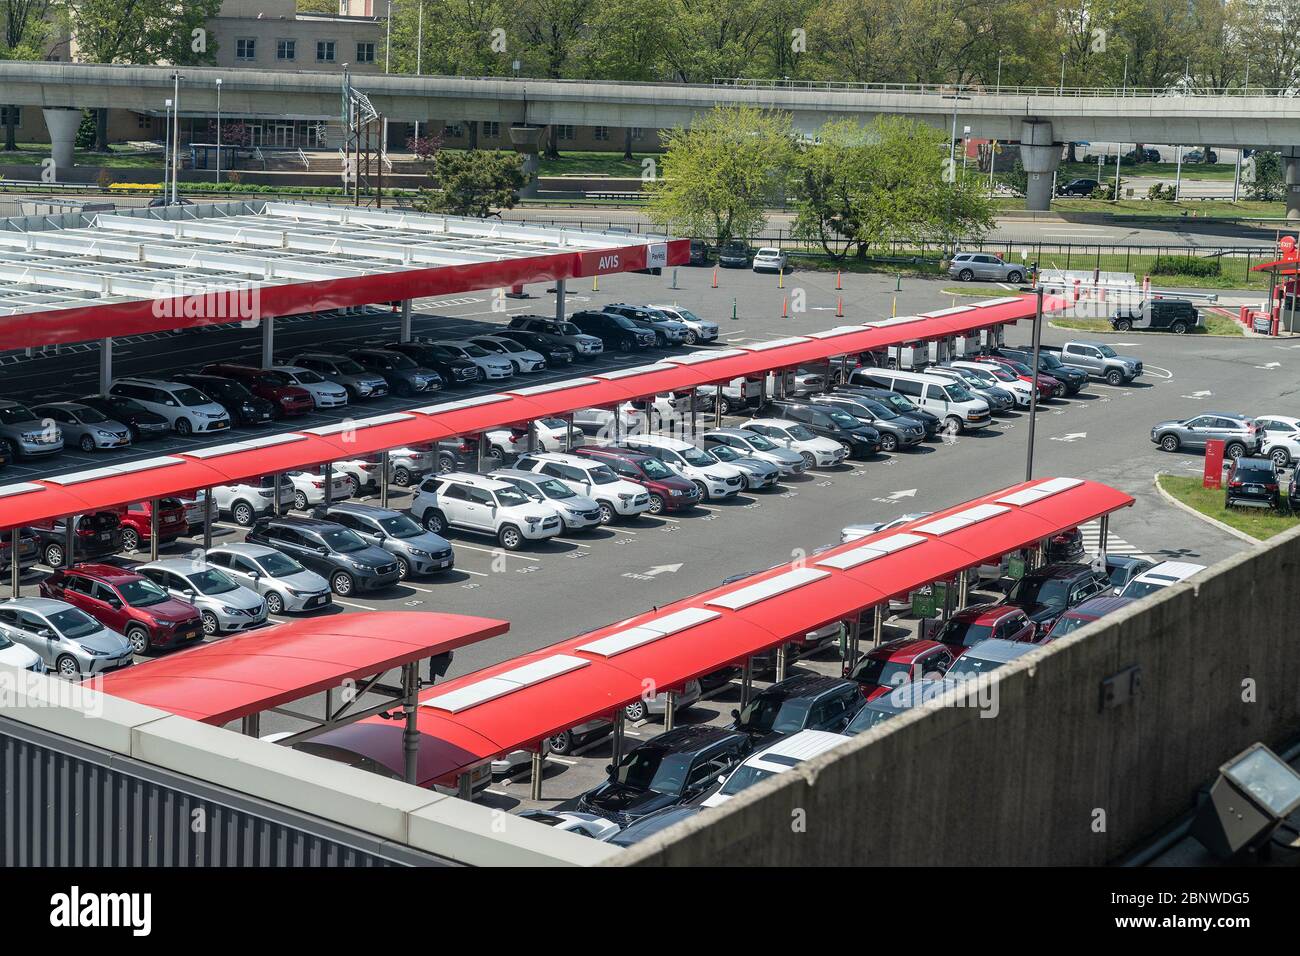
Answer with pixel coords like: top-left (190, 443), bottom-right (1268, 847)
top-left (2, 259), bottom-right (1290, 816)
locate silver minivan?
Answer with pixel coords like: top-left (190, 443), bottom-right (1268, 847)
top-left (854, 369), bottom-right (991, 433)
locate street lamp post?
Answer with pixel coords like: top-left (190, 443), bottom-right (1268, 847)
top-left (385, 0), bottom-right (392, 74)
top-left (1025, 286), bottom-right (1045, 481)
top-left (1174, 144), bottom-right (1183, 200)
top-left (163, 97), bottom-right (173, 202)
top-left (171, 71), bottom-right (180, 205)
top-left (996, 55), bottom-right (1002, 93)
top-left (215, 77), bottom-right (222, 184)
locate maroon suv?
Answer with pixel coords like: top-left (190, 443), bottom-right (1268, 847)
top-left (40, 563), bottom-right (204, 654)
top-left (571, 445), bottom-right (701, 514)
top-left (200, 363), bottom-right (315, 417)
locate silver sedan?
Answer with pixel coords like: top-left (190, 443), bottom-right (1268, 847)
top-left (205, 543), bottom-right (332, 615)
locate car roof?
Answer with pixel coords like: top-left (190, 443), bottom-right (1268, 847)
top-left (960, 638), bottom-right (1039, 663)
top-left (745, 729), bottom-right (847, 766)
top-left (1133, 560), bottom-right (1205, 582)
top-left (437, 471), bottom-right (513, 491)
top-left (62, 562), bottom-right (144, 583)
top-left (208, 542), bottom-right (280, 558)
top-left (1203, 411), bottom-right (1252, 420)
top-left (866, 637), bottom-right (945, 661)
top-left (1023, 562), bottom-right (1097, 580)
top-left (528, 450), bottom-right (606, 468)
top-left (703, 427), bottom-right (756, 438)
top-left (490, 468), bottom-right (543, 482)
top-left (952, 602), bottom-right (1020, 624)
top-left (1063, 595), bottom-right (1135, 618)
top-left (1106, 555), bottom-right (1149, 570)
top-left (757, 673), bottom-right (855, 702)
top-left (258, 514), bottom-right (340, 531)
top-left (622, 433), bottom-right (691, 450)
top-left (115, 376), bottom-right (178, 387)
top-left (1, 596), bottom-right (76, 615)
top-left (639, 724), bottom-right (745, 754)
top-left (138, 557), bottom-right (215, 573)
top-left (32, 400), bottom-right (87, 410)
top-left (325, 502), bottom-right (404, 520)
top-left (740, 418), bottom-right (793, 429)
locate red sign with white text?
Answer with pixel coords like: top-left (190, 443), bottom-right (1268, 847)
top-left (1203, 439), bottom-right (1225, 489)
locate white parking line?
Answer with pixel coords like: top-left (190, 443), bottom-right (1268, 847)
top-left (546, 757), bottom-right (577, 766)
top-left (458, 568), bottom-right (489, 577)
top-left (606, 526), bottom-right (638, 535)
top-left (333, 598), bottom-right (378, 611)
top-left (452, 543), bottom-right (541, 561)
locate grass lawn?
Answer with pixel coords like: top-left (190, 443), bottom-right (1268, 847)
top-left (941, 286), bottom-right (1017, 297)
top-left (1058, 161), bottom-right (1238, 181)
top-left (788, 254), bottom-right (940, 278)
top-left (1157, 474), bottom-right (1296, 540)
top-left (1052, 314), bottom-right (1243, 336)
top-left (1, 143), bottom-right (163, 169)
top-left (1049, 198), bottom-right (1283, 219)
top-left (538, 151), bottom-right (657, 177)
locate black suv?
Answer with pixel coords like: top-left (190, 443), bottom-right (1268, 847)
top-left (78, 393), bottom-right (171, 442)
top-left (172, 374), bottom-right (277, 426)
top-left (602, 304), bottom-right (684, 347)
top-left (383, 340), bottom-right (479, 387)
top-left (1225, 457), bottom-right (1282, 511)
top-left (989, 347), bottom-right (1088, 396)
top-left (760, 398), bottom-right (882, 459)
top-left (495, 329), bottom-right (576, 367)
top-left (27, 511), bottom-right (123, 569)
top-left (834, 383), bottom-right (942, 438)
top-left (1111, 297), bottom-right (1201, 334)
top-left (1056, 178), bottom-right (1099, 197)
top-left (576, 725), bottom-right (750, 825)
top-left (813, 393), bottom-right (926, 452)
top-left (731, 674), bottom-right (866, 748)
top-left (569, 310), bottom-right (655, 352)
top-left (245, 515), bottom-right (401, 597)
top-left (1002, 562), bottom-right (1112, 635)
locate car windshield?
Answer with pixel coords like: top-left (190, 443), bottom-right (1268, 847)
top-left (0, 405), bottom-right (36, 424)
top-left (105, 396), bottom-right (145, 414)
top-left (735, 695), bottom-right (810, 736)
top-left (614, 747), bottom-right (691, 795)
top-left (709, 445), bottom-right (742, 462)
top-left (495, 487), bottom-right (531, 507)
top-left (1235, 466), bottom-right (1275, 483)
top-left (119, 577), bottom-right (169, 607)
top-left (384, 353), bottom-right (417, 369)
top-left (638, 458), bottom-right (673, 479)
top-left (1049, 615), bottom-right (1092, 637)
top-left (173, 387), bottom-right (211, 407)
top-left (744, 433), bottom-right (779, 451)
top-left (719, 764), bottom-right (778, 796)
top-left (1097, 345), bottom-right (1118, 358)
top-left (1008, 576), bottom-right (1071, 609)
top-left (935, 617), bottom-right (996, 647)
top-left (946, 383), bottom-right (976, 402)
top-left (826, 409), bottom-right (861, 428)
top-left (982, 364), bottom-right (1017, 382)
top-left (675, 309), bottom-right (701, 322)
top-left (74, 406), bottom-right (110, 424)
top-left (1002, 360), bottom-right (1032, 375)
top-left (588, 465), bottom-right (619, 485)
top-left (846, 706), bottom-right (897, 733)
top-left (784, 424), bottom-right (816, 441)
top-left (1121, 579), bottom-right (1169, 599)
top-left (461, 344), bottom-right (491, 358)
top-left (947, 655), bottom-right (1006, 679)
top-left (536, 477), bottom-right (575, 499)
top-left (377, 514), bottom-right (424, 538)
top-left (49, 607), bottom-right (103, 639)
top-left (558, 323), bottom-right (581, 336)
top-left (539, 417), bottom-right (567, 429)
top-left (860, 399), bottom-right (895, 419)
top-left (494, 339), bottom-right (524, 353)
top-left (852, 657), bottom-right (913, 687)
top-left (334, 358), bottom-right (366, 375)
top-left (292, 369), bottom-right (326, 384)
top-left (318, 528), bottom-right (367, 553)
top-left (680, 446), bottom-right (714, 467)
top-left (255, 552), bottom-right (305, 577)
top-left (187, 568), bottom-right (239, 596)
top-left (610, 315), bottom-right (638, 330)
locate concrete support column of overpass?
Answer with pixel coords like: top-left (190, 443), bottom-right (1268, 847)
top-left (42, 108), bottom-right (82, 178)
top-left (507, 125), bottom-right (544, 199)
top-left (1285, 147), bottom-right (1300, 221)
top-left (400, 300), bottom-right (412, 342)
top-left (98, 338), bottom-right (112, 394)
top-left (1019, 120), bottom-right (1061, 212)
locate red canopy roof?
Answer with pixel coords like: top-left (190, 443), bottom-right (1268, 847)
top-left (98, 611), bottom-right (508, 725)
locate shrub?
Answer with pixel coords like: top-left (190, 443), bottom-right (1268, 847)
top-left (1150, 255), bottom-right (1220, 277)
top-left (1146, 182), bottom-right (1177, 201)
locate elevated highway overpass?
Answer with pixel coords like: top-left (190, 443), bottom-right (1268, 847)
top-left (7, 61), bottom-right (1300, 213)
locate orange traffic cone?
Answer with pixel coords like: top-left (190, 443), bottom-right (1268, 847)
top-left (835, 271), bottom-right (843, 291)
top-left (836, 297), bottom-right (844, 317)
top-left (781, 296), bottom-right (789, 318)
top-left (711, 267), bottom-right (718, 289)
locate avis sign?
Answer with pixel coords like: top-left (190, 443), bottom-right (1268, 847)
top-left (1203, 439), bottom-right (1224, 489)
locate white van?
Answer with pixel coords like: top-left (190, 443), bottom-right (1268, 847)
top-left (850, 368), bottom-right (991, 433)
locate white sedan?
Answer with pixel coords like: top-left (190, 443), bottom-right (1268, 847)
top-left (751, 247), bottom-right (788, 273)
top-left (738, 418), bottom-right (848, 469)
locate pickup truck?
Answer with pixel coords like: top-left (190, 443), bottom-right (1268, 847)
top-left (1040, 342), bottom-right (1142, 386)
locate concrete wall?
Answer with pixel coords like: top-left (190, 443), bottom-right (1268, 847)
top-left (619, 524), bottom-right (1300, 867)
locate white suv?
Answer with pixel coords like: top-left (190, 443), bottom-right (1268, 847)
top-left (285, 468), bottom-right (353, 511)
top-left (513, 452), bottom-right (653, 524)
top-left (109, 378), bottom-right (231, 436)
top-left (619, 434), bottom-right (745, 500)
top-left (211, 475), bottom-right (297, 526)
top-left (409, 472), bottom-right (562, 550)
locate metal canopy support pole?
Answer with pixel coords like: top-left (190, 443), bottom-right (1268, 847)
top-left (714, 385), bottom-right (723, 427)
top-left (554, 278), bottom-right (566, 321)
top-left (401, 661), bottom-right (420, 785)
top-left (529, 749), bottom-right (543, 801)
top-left (10, 528), bottom-right (20, 598)
top-left (740, 657), bottom-right (753, 708)
top-left (379, 450), bottom-right (390, 508)
top-left (99, 337), bottom-right (113, 394)
top-left (845, 616), bottom-right (862, 675)
top-left (475, 434), bottom-right (486, 473)
top-left (272, 471), bottom-right (283, 515)
top-left (775, 644), bottom-right (787, 682)
top-left (399, 299), bottom-right (412, 343)
top-left (664, 691), bottom-right (677, 732)
top-left (565, 414), bottom-right (575, 452)
top-left (957, 569), bottom-right (970, 610)
top-left (1098, 514), bottom-right (1110, 557)
top-left (690, 399), bottom-right (698, 441)
top-left (323, 463), bottom-right (334, 506)
top-left (613, 408), bottom-right (622, 444)
top-left (202, 487), bottom-right (214, 550)
top-left (526, 420), bottom-right (538, 453)
top-left (63, 521), bottom-right (74, 569)
top-left (1025, 287), bottom-right (1044, 481)
top-left (241, 713), bottom-right (260, 737)
top-left (611, 710), bottom-right (625, 767)
top-left (261, 315), bottom-right (274, 368)
top-left (873, 604), bottom-right (884, 648)
top-left (458, 773), bottom-right (473, 800)
top-left (148, 498), bottom-right (160, 561)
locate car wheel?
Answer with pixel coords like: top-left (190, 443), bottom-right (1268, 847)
top-left (1225, 442), bottom-right (1246, 460)
top-left (694, 481), bottom-right (709, 500)
top-left (717, 397), bottom-right (732, 415)
top-left (475, 367), bottom-right (487, 383)
top-left (624, 699), bottom-right (649, 722)
top-left (1106, 369), bottom-right (1124, 386)
top-left (886, 358), bottom-right (898, 370)
top-left (800, 451), bottom-right (816, 468)
top-left (43, 543), bottom-right (65, 568)
top-left (293, 491), bottom-right (309, 511)
top-left (596, 501), bottom-right (615, 525)
top-left (422, 509), bottom-right (448, 535)
top-left (1271, 448), bottom-right (1291, 468)
top-left (881, 434), bottom-right (899, 452)
top-left (264, 592), bottom-right (285, 615)
top-left (396, 556), bottom-right (411, 580)
top-left (1159, 434), bottom-right (1180, 452)
top-left (200, 611), bottom-right (219, 636)
top-left (79, 434), bottom-right (96, 453)
top-left (231, 501), bottom-right (255, 527)
top-left (647, 493), bottom-right (665, 515)
top-left (330, 571), bottom-right (355, 596)
top-left (392, 466), bottom-right (412, 487)
top-left (55, 655), bottom-right (80, 679)
top-left (344, 475), bottom-right (360, 498)
top-left (1115, 319), bottom-right (1133, 332)
top-left (1006, 270), bottom-right (1024, 284)
top-left (958, 268), bottom-right (974, 282)
top-left (683, 330), bottom-right (698, 345)
top-left (121, 528), bottom-right (140, 553)
top-left (1172, 320), bottom-right (1189, 334)
top-left (175, 417), bottom-right (192, 436)
top-left (510, 359), bottom-right (522, 374)
top-left (547, 730), bottom-right (575, 755)
top-left (497, 524), bottom-right (523, 551)
top-left (619, 338), bottom-right (633, 353)
top-left (126, 625), bottom-right (150, 655)
top-left (489, 445), bottom-right (507, 464)
top-left (437, 452), bottom-right (456, 474)
top-left (944, 416), bottom-right (963, 435)
top-left (1052, 382), bottom-right (1067, 398)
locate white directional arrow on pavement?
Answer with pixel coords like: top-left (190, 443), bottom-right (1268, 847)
top-left (1051, 432), bottom-right (1088, 442)
top-left (1181, 390), bottom-right (1213, 399)
top-left (1256, 362), bottom-right (1281, 370)
top-left (645, 563), bottom-right (683, 577)
top-left (887, 489), bottom-right (918, 500)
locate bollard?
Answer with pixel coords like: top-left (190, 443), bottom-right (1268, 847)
top-left (836, 270), bottom-right (843, 290)
top-left (731, 297), bottom-right (738, 320)
top-left (894, 273), bottom-right (902, 292)
top-left (778, 269), bottom-right (784, 290)
top-left (836, 297), bottom-right (844, 317)
top-left (670, 267), bottom-right (679, 290)
top-left (592, 274), bottom-right (599, 292)
top-left (782, 296), bottom-right (788, 318)
top-left (711, 266), bottom-right (718, 289)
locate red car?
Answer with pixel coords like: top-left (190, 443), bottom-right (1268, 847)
top-left (39, 563), bottom-right (204, 654)
top-left (930, 602), bottom-right (1039, 654)
top-left (973, 355), bottom-right (1058, 400)
top-left (571, 445), bottom-right (702, 513)
top-left (848, 638), bottom-right (955, 700)
top-left (200, 363), bottom-right (315, 417)
top-left (116, 498), bottom-right (189, 553)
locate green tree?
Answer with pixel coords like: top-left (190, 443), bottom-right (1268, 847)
top-left (415, 149), bottom-right (527, 217)
top-left (645, 105), bottom-right (794, 247)
top-left (1, 0), bottom-right (53, 150)
top-left (1246, 150), bottom-right (1284, 201)
top-left (791, 116), bottom-right (994, 260)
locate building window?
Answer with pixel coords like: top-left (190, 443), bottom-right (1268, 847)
top-left (0, 107), bottom-right (21, 126)
top-left (555, 124), bottom-right (575, 141)
top-left (593, 126), bottom-right (609, 142)
top-left (136, 113), bottom-right (152, 130)
top-left (317, 40), bottom-right (336, 62)
top-left (356, 42), bottom-right (375, 63)
top-left (483, 121), bottom-right (500, 138)
top-left (630, 127), bottom-right (644, 141)
top-left (236, 38), bottom-right (256, 61)
top-left (277, 39), bottom-right (296, 61)
top-left (445, 123), bottom-right (464, 138)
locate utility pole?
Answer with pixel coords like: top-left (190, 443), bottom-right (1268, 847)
top-left (1025, 286), bottom-right (1044, 481)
